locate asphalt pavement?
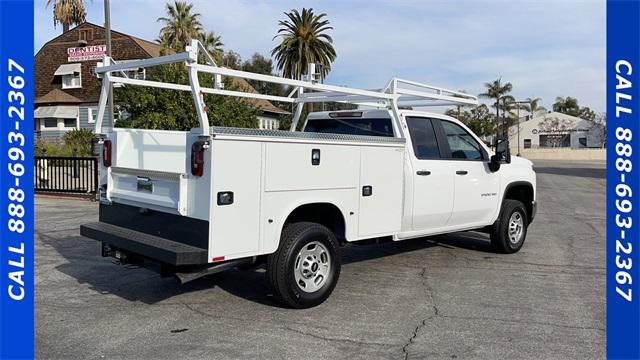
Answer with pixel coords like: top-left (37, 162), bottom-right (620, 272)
top-left (35, 160), bottom-right (605, 359)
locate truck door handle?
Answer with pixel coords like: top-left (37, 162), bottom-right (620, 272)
top-left (456, 170), bottom-right (468, 175)
top-left (416, 170), bottom-right (431, 176)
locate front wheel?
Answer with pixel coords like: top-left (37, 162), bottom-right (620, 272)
top-left (490, 199), bottom-right (529, 254)
top-left (266, 222), bottom-right (341, 308)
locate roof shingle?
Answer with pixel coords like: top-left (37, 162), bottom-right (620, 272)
top-left (35, 88), bottom-right (83, 104)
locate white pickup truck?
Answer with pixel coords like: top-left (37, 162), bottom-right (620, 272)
top-left (80, 40), bottom-right (536, 308)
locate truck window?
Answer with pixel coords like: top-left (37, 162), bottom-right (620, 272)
top-left (304, 118), bottom-right (394, 137)
top-left (406, 117), bottom-right (441, 159)
top-left (440, 121), bottom-right (484, 160)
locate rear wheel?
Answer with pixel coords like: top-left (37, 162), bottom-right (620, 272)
top-left (490, 199), bottom-right (528, 254)
top-left (266, 222), bottom-right (341, 308)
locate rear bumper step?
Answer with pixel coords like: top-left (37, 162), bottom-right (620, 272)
top-left (175, 258), bottom-right (253, 284)
top-left (80, 222), bottom-right (208, 266)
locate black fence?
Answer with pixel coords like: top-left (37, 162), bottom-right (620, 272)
top-left (34, 156), bottom-right (99, 195)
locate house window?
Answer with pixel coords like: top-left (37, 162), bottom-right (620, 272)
top-left (539, 134), bottom-right (571, 148)
top-left (523, 139), bottom-right (532, 149)
top-left (87, 108), bottom-right (96, 123)
top-left (579, 137), bottom-right (587, 147)
top-left (44, 118), bottom-right (58, 128)
top-left (63, 118), bottom-right (77, 128)
top-left (79, 29), bottom-right (92, 42)
top-left (62, 72), bottom-right (81, 89)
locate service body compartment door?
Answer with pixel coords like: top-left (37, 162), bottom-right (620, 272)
top-left (357, 146), bottom-right (404, 237)
top-left (209, 140), bottom-right (262, 260)
top-left (264, 142), bottom-right (359, 191)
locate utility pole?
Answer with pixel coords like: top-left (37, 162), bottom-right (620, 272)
top-left (506, 100), bottom-right (531, 156)
top-left (516, 103), bottom-right (521, 156)
top-left (495, 99), bottom-right (500, 149)
top-left (104, 0), bottom-right (114, 129)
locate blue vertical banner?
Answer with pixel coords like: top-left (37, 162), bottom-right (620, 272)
top-left (0, 0), bottom-right (35, 359)
top-left (607, 0), bottom-right (640, 359)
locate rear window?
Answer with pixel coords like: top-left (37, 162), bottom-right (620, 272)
top-left (304, 118), bottom-right (394, 137)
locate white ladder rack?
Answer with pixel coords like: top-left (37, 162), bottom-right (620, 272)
top-left (94, 39), bottom-right (478, 136)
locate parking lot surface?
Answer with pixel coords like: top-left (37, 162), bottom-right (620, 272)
top-left (36, 160), bottom-right (605, 359)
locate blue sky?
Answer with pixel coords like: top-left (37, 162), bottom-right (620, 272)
top-left (35, 0), bottom-right (605, 112)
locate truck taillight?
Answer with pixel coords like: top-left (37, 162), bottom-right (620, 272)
top-left (191, 141), bottom-right (207, 177)
top-left (102, 140), bottom-right (112, 167)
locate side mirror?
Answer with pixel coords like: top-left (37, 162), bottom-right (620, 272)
top-left (495, 138), bottom-right (511, 164)
top-left (489, 154), bottom-right (501, 172)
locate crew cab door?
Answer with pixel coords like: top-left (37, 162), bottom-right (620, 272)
top-left (434, 119), bottom-right (500, 227)
top-left (405, 117), bottom-right (454, 230)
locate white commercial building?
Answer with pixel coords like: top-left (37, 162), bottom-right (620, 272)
top-left (507, 111), bottom-right (604, 152)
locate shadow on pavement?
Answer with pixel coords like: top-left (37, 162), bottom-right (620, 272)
top-left (39, 228), bottom-right (496, 307)
top-left (534, 166), bottom-right (606, 179)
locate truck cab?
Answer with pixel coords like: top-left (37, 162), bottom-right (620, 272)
top-left (303, 109), bottom-right (537, 240)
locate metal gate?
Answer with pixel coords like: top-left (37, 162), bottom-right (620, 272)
top-left (34, 156), bottom-right (99, 195)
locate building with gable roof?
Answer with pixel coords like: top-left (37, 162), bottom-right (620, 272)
top-left (35, 22), bottom-right (288, 142)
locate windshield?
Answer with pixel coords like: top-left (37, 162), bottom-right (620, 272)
top-left (304, 118), bottom-right (394, 137)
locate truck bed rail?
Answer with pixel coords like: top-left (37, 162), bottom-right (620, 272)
top-left (210, 126), bottom-right (406, 144)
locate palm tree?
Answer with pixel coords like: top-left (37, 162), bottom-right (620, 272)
top-left (272, 8), bottom-right (336, 80)
top-left (157, 1), bottom-right (203, 52)
top-left (522, 97), bottom-right (546, 117)
top-left (46, 0), bottom-right (87, 33)
top-left (479, 77), bottom-right (513, 139)
top-left (199, 31), bottom-right (224, 63)
top-left (553, 96), bottom-right (580, 116)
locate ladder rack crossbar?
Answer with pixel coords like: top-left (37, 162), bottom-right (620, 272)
top-left (110, 76), bottom-right (296, 104)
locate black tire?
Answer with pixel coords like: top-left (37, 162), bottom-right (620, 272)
top-left (266, 222), bottom-right (341, 308)
top-left (490, 199), bottom-right (529, 254)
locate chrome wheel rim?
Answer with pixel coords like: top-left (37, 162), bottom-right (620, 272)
top-left (294, 241), bottom-right (331, 293)
top-left (508, 212), bottom-right (524, 245)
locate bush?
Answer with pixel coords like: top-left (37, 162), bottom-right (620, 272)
top-left (115, 63), bottom-right (259, 130)
top-left (63, 128), bottom-right (95, 156)
top-left (35, 139), bottom-right (71, 157)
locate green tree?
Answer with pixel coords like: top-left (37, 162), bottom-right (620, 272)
top-left (242, 53), bottom-right (287, 96)
top-left (468, 104), bottom-right (495, 138)
top-left (578, 105), bottom-right (606, 147)
top-left (199, 31), bottom-right (224, 63)
top-left (578, 106), bottom-right (596, 121)
top-left (588, 112), bottom-right (606, 148)
top-left (445, 104), bottom-right (494, 138)
top-left (242, 53), bottom-right (273, 75)
top-left (479, 77), bottom-right (514, 138)
top-left (552, 96), bottom-right (580, 116)
top-left (63, 128), bottom-right (94, 156)
top-left (522, 97), bottom-right (546, 116)
top-left (222, 51), bottom-right (242, 70)
top-left (272, 8), bottom-right (336, 79)
top-left (157, 1), bottom-right (203, 52)
top-left (115, 63), bottom-right (258, 130)
top-left (46, 0), bottom-right (87, 33)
